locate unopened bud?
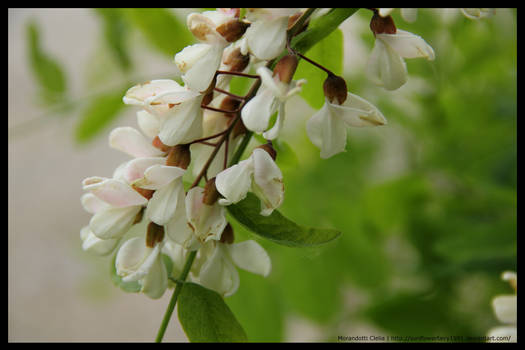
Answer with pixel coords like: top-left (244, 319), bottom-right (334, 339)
top-left (323, 74), bottom-right (348, 105)
top-left (220, 96), bottom-right (242, 116)
top-left (273, 54), bottom-right (298, 84)
top-left (370, 11), bottom-right (396, 35)
top-left (223, 47), bottom-right (250, 72)
top-left (256, 142), bottom-right (277, 161)
top-left (166, 144), bottom-right (191, 169)
top-left (202, 177), bottom-right (220, 205)
top-left (146, 222), bottom-right (165, 248)
top-left (216, 20), bottom-right (250, 42)
top-left (219, 223), bottom-right (235, 244)
top-left (152, 136), bottom-right (172, 153)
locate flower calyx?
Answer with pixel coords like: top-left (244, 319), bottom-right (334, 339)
top-left (202, 177), bottom-right (221, 205)
top-left (273, 54), bottom-right (299, 84)
top-left (256, 142), bottom-right (277, 161)
top-left (323, 74), bottom-right (348, 105)
top-left (146, 221), bottom-right (165, 248)
top-left (370, 10), bottom-right (397, 35)
top-left (165, 144), bottom-right (191, 169)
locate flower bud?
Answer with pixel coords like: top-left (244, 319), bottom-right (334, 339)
top-left (152, 136), bottom-right (172, 153)
top-left (273, 54), bottom-right (298, 84)
top-left (219, 223), bottom-right (235, 244)
top-left (256, 142), bottom-right (277, 161)
top-left (323, 74), bottom-right (348, 105)
top-left (216, 20), bottom-right (250, 42)
top-left (220, 96), bottom-right (242, 116)
top-left (202, 177), bottom-right (220, 205)
top-left (370, 11), bottom-right (396, 35)
top-left (146, 222), bottom-right (165, 248)
top-left (165, 144), bottom-right (191, 169)
top-left (132, 184), bottom-right (155, 200)
top-left (223, 47), bottom-right (250, 73)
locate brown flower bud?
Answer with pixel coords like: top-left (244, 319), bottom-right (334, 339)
top-left (220, 96), bottom-right (242, 116)
top-left (166, 144), bottom-right (191, 169)
top-left (132, 184), bottom-right (155, 200)
top-left (152, 136), bottom-right (172, 153)
top-left (216, 20), bottom-right (250, 42)
top-left (219, 223), bottom-right (235, 244)
top-left (256, 142), bottom-right (277, 161)
top-left (323, 74), bottom-right (348, 105)
top-left (146, 222), bottom-right (165, 248)
top-left (370, 11), bottom-right (396, 35)
top-left (202, 177), bottom-right (220, 205)
top-left (273, 54), bottom-right (298, 84)
top-left (223, 47), bottom-right (250, 73)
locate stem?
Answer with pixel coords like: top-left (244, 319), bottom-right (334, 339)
top-left (155, 250), bottom-right (197, 343)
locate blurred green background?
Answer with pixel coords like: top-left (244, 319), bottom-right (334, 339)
top-left (9, 8), bottom-right (516, 342)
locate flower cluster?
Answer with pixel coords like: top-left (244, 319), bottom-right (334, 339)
top-left (79, 8), bottom-right (467, 299)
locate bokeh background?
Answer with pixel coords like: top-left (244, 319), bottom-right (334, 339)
top-left (8, 8), bottom-right (517, 342)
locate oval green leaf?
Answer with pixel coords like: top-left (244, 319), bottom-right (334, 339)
top-left (178, 282), bottom-right (248, 342)
top-left (227, 193), bottom-right (341, 247)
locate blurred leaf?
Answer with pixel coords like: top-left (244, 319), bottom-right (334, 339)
top-left (295, 28), bottom-right (343, 109)
top-left (94, 8), bottom-right (132, 71)
top-left (124, 8), bottom-right (194, 57)
top-left (178, 282), bottom-right (248, 342)
top-left (75, 87), bottom-right (127, 143)
top-left (109, 252), bottom-right (141, 293)
top-left (227, 192), bottom-right (341, 247)
top-left (26, 20), bottom-right (67, 105)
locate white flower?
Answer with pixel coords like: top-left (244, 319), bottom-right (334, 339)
top-left (166, 186), bottom-right (227, 250)
top-left (306, 92), bottom-right (387, 159)
top-left (82, 176), bottom-right (147, 240)
top-left (487, 271), bottom-right (517, 343)
top-left (123, 79), bottom-right (204, 146)
top-left (115, 235), bottom-right (168, 299)
top-left (193, 239), bottom-right (271, 297)
top-left (243, 8), bottom-right (299, 60)
top-left (109, 126), bottom-right (165, 158)
top-left (367, 29), bottom-right (435, 90)
top-left (241, 66), bottom-right (305, 140)
top-left (215, 148), bottom-right (284, 216)
top-left (80, 193), bottom-right (120, 255)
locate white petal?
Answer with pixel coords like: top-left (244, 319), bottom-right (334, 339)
top-left (81, 193), bottom-right (110, 214)
top-left (333, 92), bottom-right (387, 127)
top-left (215, 157), bottom-right (254, 205)
top-left (400, 8), bottom-right (418, 23)
top-left (123, 157), bottom-right (166, 185)
top-left (140, 252), bottom-right (168, 299)
top-left (137, 110), bottom-right (161, 139)
top-left (367, 38), bottom-right (407, 90)
top-left (116, 237), bottom-right (162, 283)
top-left (158, 96), bottom-right (203, 146)
top-left (175, 43), bottom-right (224, 93)
top-left (378, 30), bottom-right (435, 60)
top-left (123, 79), bottom-right (185, 105)
top-left (306, 100), bottom-right (348, 159)
top-left (82, 177), bottom-right (147, 208)
top-left (241, 87), bottom-right (277, 133)
top-left (198, 244), bottom-right (240, 297)
top-left (165, 198), bottom-right (200, 251)
top-left (80, 226), bottom-right (119, 256)
top-left (186, 187), bottom-right (227, 243)
top-left (251, 148), bottom-right (284, 216)
top-left (246, 17), bottom-right (288, 60)
top-left (109, 127), bottom-right (164, 158)
top-left (262, 102), bottom-right (285, 140)
top-left (132, 164), bottom-right (185, 190)
top-left (226, 240), bottom-right (271, 277)
top-left (257, 66), bottom-right (288, 99)
top-left (162, 240), bottom-right (188, 277)
top-left (146, 178), bottom-right (185, 225)
top-left (492, 295), bottom-right (517, 324)
top-left (378, 8), bottom-right (395, 17)
top-left (487, 326), bottom-right (517, 342)
top-left (90, 205), bottom-right (142, 239)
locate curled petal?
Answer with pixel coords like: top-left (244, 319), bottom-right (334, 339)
top-left (82, 177), bottom-right (147, 208)
top-left (377, 30), bottom-right (435, 60)
top-left (116, 237), bottom-right (163, 284)
top-left (109, 127), bottom-right (164, 158)
top-left (158, 96), bottom-right (204, 146)
top-left (175, 43), bottom-right (224, 93)
top-left (367, 38), bottom-right (407, 90)
top-left (245, 17), bottom-right (288, 60)
top-left (132, 164), bottom-right (185, 190)
top-left (80, 226), bottom-right (119, 256)
top-left (333, 92), bottom-right (387, 127)
top-left (215, 157), bottom-right (254, 205)
top-left (198, 244), bottom-right (240, 297)
top-left (123, 79), bottom-right (185, 106)
top-left (123, 157), bottom-right (166, 185)
top-left (81, 193), bottom-right (110, 214)
top-left (262, 102), bottom-right (285, 140)
top-left (226, 240), bottom-right (271, 277)
top-left (241, 87), bottom-right (278, 133)
top-left (251, 148), bottom-right (284, 216)
top-left (89, 205), bottom-right (142, 239)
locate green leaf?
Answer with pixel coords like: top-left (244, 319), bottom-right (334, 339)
top-left (227, 193), bottom-right (341, 247)
top-left (26, 20), bottom-right (67, 104)
top-left (75, 87), bottom-right (127, 143)
top-left (178, 282), bottom-right (248, 342)
top-left (94, 8), bottom-right (132, 71)
top-left (295, 28), bottom-right (343, 109)
top-left (124, 8), bottom-right (194, 57)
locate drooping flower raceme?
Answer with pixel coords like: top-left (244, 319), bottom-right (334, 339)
top-left (215, 147), bottom-right (284, 216)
